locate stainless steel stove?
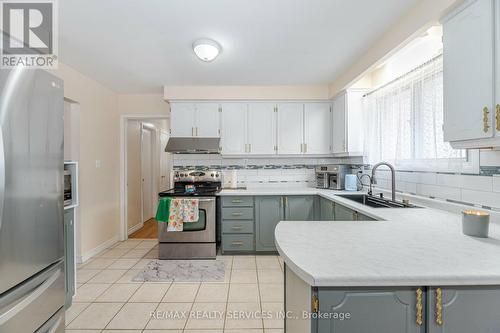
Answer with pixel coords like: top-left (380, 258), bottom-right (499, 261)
top-left (157, 169), bottom-right (221, 259)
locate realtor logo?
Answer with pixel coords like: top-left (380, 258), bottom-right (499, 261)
top-left (0, 0), bottom-right (58, 68)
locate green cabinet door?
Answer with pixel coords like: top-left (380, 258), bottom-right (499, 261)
top-left (285, 196), bottom-right (315, 221)
top-left (427, 287), bottom-right (500, 333)
top-left (64, 209), bottom-right (75, 308)
top-left (255, 196), bottom-right (284, 251)
top-left (317, 288), bottom-right (425, 333)
top-left (319, 197), bottom-right (335, 221)
top-left (334, 203), bottom-right (356, 221)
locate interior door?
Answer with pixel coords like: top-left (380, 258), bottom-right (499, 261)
top-left (170, 103), bottom-right (196, 137)
top-left (443, 0), bottom-right (494, 141)
top-left (0, 68), bottom-right (64, 295)
top-left (141, 127), bottom-right (154, 222)
top-left (304, 102), bottom-right (331, 154)
top-left (247, 103), bottom-right (277, 155)
top-left (195, 103), bottom-right (220, 137)
top-left (159, 131), bottom-right (170, 192)
top-left (277, 103), bottom-right (304, 154)
top-left (332, 93), bottom-right (347, 153)
top-left (221, 103), bottom-right (247, 154)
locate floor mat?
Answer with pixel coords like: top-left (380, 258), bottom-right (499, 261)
top-left (133, 259), bottom-right (225, 282)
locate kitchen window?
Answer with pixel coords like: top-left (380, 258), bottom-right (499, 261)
top-left (362, 54), bottom-right (478, 173)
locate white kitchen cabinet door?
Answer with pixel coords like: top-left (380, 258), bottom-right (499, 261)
top-left (443, 0), bottom-right (495, 142)
top-left (277, 103), bottom-right (304, 154)
top-left (247, 103), bottom-right (276, 155)
top-left (331, 94), bottom-right (347, 154)
top-left (304, 102), bottom-right (331, 155)
top-left (220, 103), bottom-right (247, 155)
top-left (496, 0), bottom-right (500, 135)
top-left (170, 103), bottom-right (196, 137)
top-left (195, 103), bottom-right (220, 137)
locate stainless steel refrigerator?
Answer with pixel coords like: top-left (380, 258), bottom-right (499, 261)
top-left (0, 67), bottom-right (65, 332)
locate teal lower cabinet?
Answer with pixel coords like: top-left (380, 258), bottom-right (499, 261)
top-left (315, 287), bottom-right (425, 333)
top-left (356, 212), bottom-right (376, 221)
top-left (319, 197), bottom-right (335, 220)
top-left (221, 197), bottom-right (255, 254)
top-left (334, 202), bottom-right (356, 221)
top-left (284, 196), bottom-right (315, 221)
top-left (255, 196), bottom-right (284, 251)
top-left (427, 286), bottom-right (500, 333)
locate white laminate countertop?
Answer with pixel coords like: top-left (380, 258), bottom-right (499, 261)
top-left (219, 187), bottom-right (500, 287)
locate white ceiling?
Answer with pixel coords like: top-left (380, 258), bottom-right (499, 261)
top-left (59, 0), bottom-right (419, 93)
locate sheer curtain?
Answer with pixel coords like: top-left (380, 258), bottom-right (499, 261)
top-left (363, 55), bottom-right (465, 171)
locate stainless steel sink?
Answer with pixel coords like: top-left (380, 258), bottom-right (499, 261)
top-left (337, 194), bottom-right (421, 208)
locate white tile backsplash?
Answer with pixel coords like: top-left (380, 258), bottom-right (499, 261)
top-left (461, 189), bottom-right (500, 208)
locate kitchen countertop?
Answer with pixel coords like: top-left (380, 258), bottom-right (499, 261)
top-left (220, 187), bottom-right (500, 287)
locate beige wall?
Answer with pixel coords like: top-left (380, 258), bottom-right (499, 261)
top-left (52, 63), bottom-right (169, 260)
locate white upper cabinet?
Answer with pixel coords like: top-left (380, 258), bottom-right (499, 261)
top-left (496, 0), bottom-right (500, 135)
top-left (304, 102), bottom-right (332, 155)
top-left (220, 103), bottom-right (247, 155)
top-left (442, 0), bottom-right (497, 147)
top-left (194, 103), bottom-right (220, 137)
top-left (331, 89), bottom-right (364, 156)
top-left (170, 103), bottom-right (196, 137)
top-left (277, 103), bottom-right (304, 154)
top-left (170, 102), bottom-right (220, 137)
top-left (331, 94), bottom-right (347, 154)
top-left (247, 103), bottom-right (277, 155)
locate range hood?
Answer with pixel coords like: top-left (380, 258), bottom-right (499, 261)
top-left (165, 137), bottom-right (221, 154)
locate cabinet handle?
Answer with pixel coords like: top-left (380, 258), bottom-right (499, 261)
top-left (280, 197), bottom-right (284, 207)
top-left (231, 241), bottom-right (244, 246)
top-left (196, 127), bottom-right (198, 136)
top-left (231, 225), bottom-right (243, 230)
top-left (231, 199), bottom-right (243, 203)
top-left (192, 127), bottom-right (195, 136)
top-left (483, 107), bottom-right (490, 133)
top-left (231, 212), bottom-right (243, 216)
top-left (284, 197), bottom-right (288, 207)
top-left (352, 211), bottom-right (358, 220)
top-left (435, 288), bottom-right (443, 326)
top-left (415, 288), bottom-right (423, 326)
top-left (304, 143), bottom-right (307, 153)
top-left (496, 104), bottom-right (500, 131)
top-left (249, 144), bottom-right (251, 152)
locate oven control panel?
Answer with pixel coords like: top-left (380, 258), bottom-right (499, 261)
top-left (173, 170), bottom-right (222, 182)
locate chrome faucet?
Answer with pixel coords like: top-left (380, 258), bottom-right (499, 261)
top-left (371, 162), bottom-right (396, 201)
top-left (358, 173), bottom-right (373, 196)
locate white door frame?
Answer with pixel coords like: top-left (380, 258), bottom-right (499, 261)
top-left (140, 123), bottom-right (155, 225)
top-left (120, 114), bottom-right (169, 241)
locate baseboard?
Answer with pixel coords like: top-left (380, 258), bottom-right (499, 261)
top-left (128, 222), bottom-right (144, 235)
top-left (77, 234), bottom-right (120, 263)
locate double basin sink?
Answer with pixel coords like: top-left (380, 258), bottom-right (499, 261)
top-left (337, 194), bottom-right (421, 208)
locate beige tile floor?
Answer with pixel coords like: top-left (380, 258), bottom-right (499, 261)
top-left (65, 238), bottom-right (285, 333)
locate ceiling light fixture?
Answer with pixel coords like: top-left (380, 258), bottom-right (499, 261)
top-left (193, 39), bottom-right (221, 62)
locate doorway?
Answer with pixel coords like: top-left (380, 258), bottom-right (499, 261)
top-left (121, 116), bottom-right (171, 241)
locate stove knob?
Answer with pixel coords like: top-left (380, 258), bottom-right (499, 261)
top-left (215, 174), bottom-right (220, 177)
top-left (211, 173), bottom-right (214, 177)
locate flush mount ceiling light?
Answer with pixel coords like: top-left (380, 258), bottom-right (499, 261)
top-left (193, 39), bottom-right (221, 62)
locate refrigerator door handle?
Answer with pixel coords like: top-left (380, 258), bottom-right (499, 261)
top-left (0, 267), bottom-right (61, 325)
top-left (0, 126), bottom-right (4, 233)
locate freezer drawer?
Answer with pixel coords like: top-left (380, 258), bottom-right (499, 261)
top-left (0, 260), bottom-right (65, 333)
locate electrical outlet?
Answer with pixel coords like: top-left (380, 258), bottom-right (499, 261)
top-left (95, 160), bottom-right (101, 168)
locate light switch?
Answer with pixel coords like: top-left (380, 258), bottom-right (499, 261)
top-left (95, 160), bottom-right (101, 168)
